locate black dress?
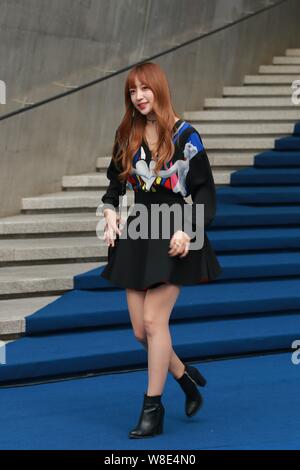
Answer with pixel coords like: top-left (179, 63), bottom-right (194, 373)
top-left (100, 119), bottom-right (223, 291)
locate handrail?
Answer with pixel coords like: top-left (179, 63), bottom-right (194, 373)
top-left (0, 0), bottom-right (289, 122)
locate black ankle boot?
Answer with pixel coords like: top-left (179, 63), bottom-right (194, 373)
top-left (175, 363), bottom-right (207, 417)
top-left (128, 393), bottom-right (164, 439)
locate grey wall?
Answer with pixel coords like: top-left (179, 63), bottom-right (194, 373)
top-left (0, 0), bottom-right (279, 104)
top-left (0, 0), bottom-right (300, 216)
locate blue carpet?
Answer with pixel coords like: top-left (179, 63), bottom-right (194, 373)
top-left (0, 352), bottom-right (298, 450)
top-left (231, 168), bottom-right (300, 186)
top-left (209, 226), bottom-right (300, 251)
top-left (294, 122), bottom-right (300, 135)
top-left (214, 204), bottom-right (300, 226)
top-left (217, 186), bottom-right (300, 204)
top-left (231, 129), bottom-right (300, 185)
top-left (275, 136), bottom-right (300, 151)
top-left (25, 277), bottom-right (300, 334)
top-left (74, 251), bottom-right (300, 290)
top-left (1, 306), bottom-right (300, 383)
top-left (255, 151), bottom-right (300, 167)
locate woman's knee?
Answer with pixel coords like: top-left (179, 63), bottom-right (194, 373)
top-left (134, 329), bottom-right (147, 344)
top-left (143, 314), bottom-right (162, 337)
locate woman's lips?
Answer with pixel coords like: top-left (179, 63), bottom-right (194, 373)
top-left (138, 103), bottom-right (148, 109)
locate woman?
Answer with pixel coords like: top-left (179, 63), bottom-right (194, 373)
top-left (100, 62), bottom-right (222, 439)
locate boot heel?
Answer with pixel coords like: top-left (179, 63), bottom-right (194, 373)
top-left (156, 409), bottom-right (164, 435)
top-left (185, 364), bottom-right (207, 388)
top-left (193, 369), bottom-right (207, 387)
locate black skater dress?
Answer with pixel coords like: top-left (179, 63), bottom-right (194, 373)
top-left (100, 119), bottom-right (223, 291)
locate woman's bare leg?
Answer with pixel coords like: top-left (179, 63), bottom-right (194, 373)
top-left (143, 283), bottom-right (181, 395)
top-left (126, 287), bottom-right (185, 381)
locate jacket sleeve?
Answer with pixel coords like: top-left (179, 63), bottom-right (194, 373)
top-left (183, 129), bottom-right (217, 238)
top-left (101, 136), bottom-right (126, 213)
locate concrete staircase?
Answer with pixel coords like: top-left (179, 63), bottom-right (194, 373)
top-left (1, 47), bottom-right (300, 340)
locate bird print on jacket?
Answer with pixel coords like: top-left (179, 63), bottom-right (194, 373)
top-left (129, 127), bottom-right (204, 197)
top-left (129, 146), bottom-right (158, 191)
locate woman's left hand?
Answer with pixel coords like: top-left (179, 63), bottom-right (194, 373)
top-left (168, 230), bottom-right (191, 258)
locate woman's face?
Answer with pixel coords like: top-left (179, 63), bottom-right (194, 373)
top-left (129, 78), bottom-right (155, 116)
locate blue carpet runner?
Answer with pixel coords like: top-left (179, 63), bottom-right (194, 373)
top-left (1, 121), bottom-right (300, 387)
top-left (0, 352), bottom-right (299, 449)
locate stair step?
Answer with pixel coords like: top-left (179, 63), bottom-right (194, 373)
top-left (273, 56), bottom-right (300, 65)
top-left (259, 65), bottom-right (300, 74)
top-left (184, 110), bottom-right (300, 121)
top-left (286, 49), bottom-right (300, 57)
top-left (1, 308), bottom-right (299, 383)
top-left (209, 226), bottom-right (300, 251)
top-left (275, 136), bottom-right (300, 150)
top-left (214, 204), bottom-right (300, 227)
top-left (96, 157), bottom-right (111, 169)
top-left (193, 122), bottom-right (294, 134)
top-left (0, 262), bottom-right (100, 297)
top-left (244, 75), bottom-right (300, 85)
top-left (219, 251), bottom-right (300, 280)
top-left (203, 137), bottom-right (275, 150)
top-left (0, 296), bottom-right (60, 336)
top-left (223, 86), bottom-right (293, 96)
top-left (204, 98), bottom-right (295, 108)
top-left (21, 191), bottom-right (133, 211)
top-left (295, 122), bottom-right (300, 134)
top-left (217, 185), bottom-right (300, 204)
top-left (231, 167), bottom-right (300, 185)
top-left (0, 213), bottom-right (100, 235)
top-left (62, 173), bottom-right (107, 188)
top-left (211, 170), bottom-right (232, 184)
top-left (0, 237), bottom-right (106, 263)
top-left (255, 151), bottom-right (300, 167)
top-left (209, 152), bottom-right (255, 166)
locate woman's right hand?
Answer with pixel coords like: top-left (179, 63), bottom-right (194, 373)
top-left (103, 208), bottom-right (123, 247)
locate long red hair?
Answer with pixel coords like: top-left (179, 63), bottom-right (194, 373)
top-left (112, 62), bottom-right (181, 182)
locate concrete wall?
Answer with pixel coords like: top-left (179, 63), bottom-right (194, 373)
top-left (0, 0), bottom-right (300, 216)
top-left (0, 0), bottom-right (275, 103)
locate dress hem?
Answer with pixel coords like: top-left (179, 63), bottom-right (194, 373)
top-left (100, 265), bottom-right (223, 291)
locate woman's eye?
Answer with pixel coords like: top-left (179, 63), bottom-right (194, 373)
top-left (129, 86), bottom-right (148, 94)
